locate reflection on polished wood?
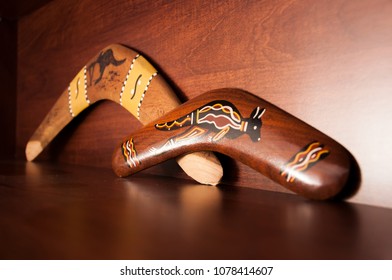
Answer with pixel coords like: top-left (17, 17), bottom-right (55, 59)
top-left (0, 161), bottom-right (391, 259)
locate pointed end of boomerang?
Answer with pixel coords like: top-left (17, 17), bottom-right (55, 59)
top-left (25, 141), bottom-right (43, 162)
top-left (176, 151), bottom-right (223, 186)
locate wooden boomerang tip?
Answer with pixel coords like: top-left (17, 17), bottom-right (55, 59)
top-left (177, 151), bottom-right (222, 186)
top-left (25, 141), bottom-right (43, 162)
top-left (25, 44), bottom-right (223, 185)
top-left (112, 88), bottom-right (358, 200)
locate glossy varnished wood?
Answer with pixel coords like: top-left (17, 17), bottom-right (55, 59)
top-left (16, 0), bottom-right (392, 207)
top-left (112, 89), bottom-right (357, 200)
top-left (0, 161), bottom-right (391, 259)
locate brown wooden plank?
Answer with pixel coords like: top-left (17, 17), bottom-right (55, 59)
top-left (16, 0), bottom-right (392, 207)
top-left (0, 161), bottom-right (391, 259)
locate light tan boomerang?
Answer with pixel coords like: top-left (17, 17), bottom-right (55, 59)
top-left (25, 44), bottom-right (223, 185)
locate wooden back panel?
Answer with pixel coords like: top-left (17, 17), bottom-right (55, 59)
top-left (17, 0), bottom-right (392, 207)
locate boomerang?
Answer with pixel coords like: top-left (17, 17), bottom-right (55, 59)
top-left (112, 88), bottom-right (357, 200)
top-left (25, 44), bottom-right (223, 185)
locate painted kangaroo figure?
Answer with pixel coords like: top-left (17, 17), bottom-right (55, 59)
top-left (87, 48), bottom-right (126, 85)
top-left (154, 100), bottom-right (266, 148)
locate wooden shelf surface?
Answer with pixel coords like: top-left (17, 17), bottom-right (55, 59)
top-left (1, 160), bottom-right (391, 259)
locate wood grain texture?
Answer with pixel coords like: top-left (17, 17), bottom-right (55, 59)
top-left (0, 161), bottom-right (391, 259)
top-left (0, 0), bottom-right (52, 19)
top-left (17, 0), bottom-right (392, 207)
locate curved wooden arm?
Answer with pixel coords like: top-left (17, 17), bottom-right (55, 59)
top-left (25, 44), bottom-right (222, 185)
top-left (112, 88), bottom-right (357, 200)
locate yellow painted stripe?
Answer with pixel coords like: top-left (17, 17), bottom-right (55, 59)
top-left (68, 67), bottom-right (90, 117)
top-left (120, 55), bottom-right (157, 118)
